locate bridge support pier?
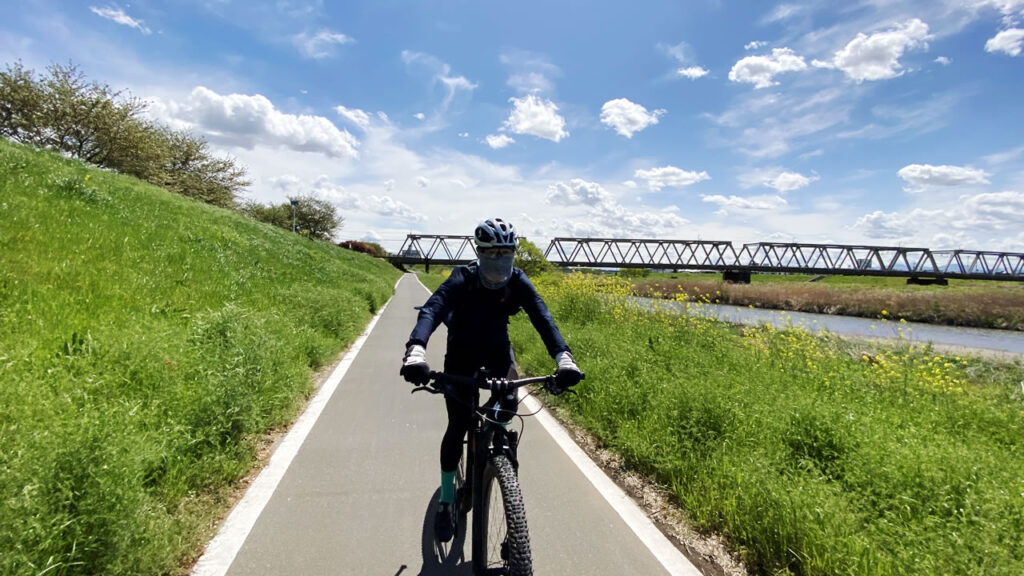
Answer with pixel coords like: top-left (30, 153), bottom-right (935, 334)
top-left (723, 270), bottom-right (751, 284)
top-left (907, 276), bottom-right (948, 286)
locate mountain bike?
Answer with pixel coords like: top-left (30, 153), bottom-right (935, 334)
top-left (412, 370), bottom-right (581, 576)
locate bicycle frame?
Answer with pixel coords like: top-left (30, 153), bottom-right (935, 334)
top-left (413, 371), bottom-right (561, 575)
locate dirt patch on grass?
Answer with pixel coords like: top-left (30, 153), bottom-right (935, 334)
top-left (634, 278), bottom-right (1024, 331)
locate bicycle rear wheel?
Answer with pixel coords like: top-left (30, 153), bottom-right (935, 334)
top-left (473, 455), bottom-right (532, 575)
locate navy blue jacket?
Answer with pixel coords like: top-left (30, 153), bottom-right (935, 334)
top-left (406, 265), bottom-right (569, 366)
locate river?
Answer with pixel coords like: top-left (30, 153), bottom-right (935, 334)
top-left (639, 298), bottom-right (1024, 356)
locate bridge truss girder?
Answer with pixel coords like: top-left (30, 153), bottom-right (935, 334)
top-left (390, 235), bottom-right (1024, 281)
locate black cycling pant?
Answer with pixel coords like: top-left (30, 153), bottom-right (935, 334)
top-left (439, 348), bottom-right (518, 472)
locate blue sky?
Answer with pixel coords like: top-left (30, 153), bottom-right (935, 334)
top-left (4, 0), bottom-right (1024, 252)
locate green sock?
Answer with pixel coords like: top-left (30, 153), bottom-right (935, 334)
top-left (440, 470), bottom-right (456, 504)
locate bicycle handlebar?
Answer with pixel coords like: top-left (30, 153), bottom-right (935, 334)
top-left (411, 371), bottom-right (583, 396)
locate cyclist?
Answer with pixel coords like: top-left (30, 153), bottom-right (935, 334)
top-left (400, 217), bottom-right (583, 543)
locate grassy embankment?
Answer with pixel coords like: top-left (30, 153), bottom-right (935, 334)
top-left (504, 272), bottom-right (1024, 576)
top-left (633, 273), bottom-right (1024, 331)
top-left (0, 140), bottom-right (400, 575)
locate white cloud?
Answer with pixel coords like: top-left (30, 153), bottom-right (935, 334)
top-left (366, 195), bottom-right (426, 221)
top-left (546, 179), bottom-right (611, 206)
top-left (854, 191), bottom-right (1024, 241)
top-left (677, 66), bottom-right (710, 79)
top-left (702, 194), bottom-right (787, 215)
top-left (600, 98), bottom-right (666, 138)
top-left (500, 50), bottom-right (560, 94)
top-left (152, 87), bottom-right (360, 158)
top-left (416, 176), bottom-right (430, 188)
top-left (623, 180), bottom-right (638, 189)
top-left (812, 19), bottom-right (931, 82)
top-left (659, 41), bottom-right (691, 64)
top-left (659, 42), bottom-right (709, 80)
top-left (985, 28), bottom-right (1024, 55)
top-left (956, 190), bottom-right (1024, 229)
top-left (271, 174), bottom-right (362, 209)
top-left (567, 204), bottom-right (690, 238)
top-left (763, 4), bottom-right (802, 23)
top-left (972, 0), bottom-right (1024, 24)
top-left (272, 175), bottom-right (426, 224)
top-left (414, 112), bottom-right (426, 120)
top-left (739, 167), bottom-right (814, 191)
top-left (486, 134), bottom-right (515, 149)
top-left (769, 171), bottom-right (817, 192)
top-left (745, 40), bottom-right (768, 51)
top-left (360, 230), bottom-right (383, 243)
top-left (934, 56), bottom-right (952, 65)
top-left (835, 92), bottom-right (958, 141)
top-left (729, 48), bottom-right (808, 89)
top-left (458, 132), bottom-right (469, 138)
top-left (293, 29), bottom-right (354, 59)
top-left (983, 145), bottom-right (1024, 164)
top-left (401, 50), bottom-right (477, 108)
top-left (89, 6), bottom-right (151, 34)
top-left (634, 166), bottom-right (711, 191)
top-left (335, 105), bottom-right (371, 130)
top-left (853, 209), bottom-right (919, 239)
top-left (503, 94), bottom-right (569, 142)
top-left (707, 89), bottom-right (851, 158)
top-left (897, 164), bottom-right (990, 192)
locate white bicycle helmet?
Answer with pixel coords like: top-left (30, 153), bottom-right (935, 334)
top-left (474, 218), bottom-right (517, 248)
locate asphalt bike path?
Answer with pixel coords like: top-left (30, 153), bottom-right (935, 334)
top-left (193, 273), bottom-right (699, 575)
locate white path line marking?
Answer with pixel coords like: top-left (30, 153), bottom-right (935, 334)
top-left (412, 274), bottom-right (701, 575)
top-left (521, 394), bottom-right (702, 576)
top-left (191, 277), bottom-right (400, 576)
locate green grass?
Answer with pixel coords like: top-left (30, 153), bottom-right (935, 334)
top-left (510, 273), bottom-right (1024, 576)
top-left (0, 140), bottom-right (400, 575)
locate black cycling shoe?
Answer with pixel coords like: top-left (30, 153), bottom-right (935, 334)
top-left (434, 502), bottom-right (457, 543)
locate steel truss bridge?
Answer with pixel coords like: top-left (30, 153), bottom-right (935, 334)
top-left (391, 235), bottom-right (1024, 282)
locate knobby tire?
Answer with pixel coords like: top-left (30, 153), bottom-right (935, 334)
top-left (473, 455), bottom-right (532, 576)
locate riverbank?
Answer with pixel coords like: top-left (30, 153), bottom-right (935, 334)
top-left (511, 272), bottom-right (1024, 576)
top-left (631, 274), bottom-right (1024, 331)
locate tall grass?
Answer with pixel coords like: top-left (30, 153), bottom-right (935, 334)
top-left (511, 273), bottom-right (1024, 575)
top-left (0, 140), bottom-right (400, 575)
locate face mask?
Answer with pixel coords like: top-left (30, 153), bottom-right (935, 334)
top-left (477, 253), bottom-right (515, 289)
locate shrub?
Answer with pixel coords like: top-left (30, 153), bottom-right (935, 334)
top-left (338, 240), bottom-right (388, 258)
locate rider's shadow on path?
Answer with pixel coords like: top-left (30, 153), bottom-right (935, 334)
top-left (413, 488), bottom-right (471, 576)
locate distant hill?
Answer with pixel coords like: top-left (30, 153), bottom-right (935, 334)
top-left (0, 139), bottom-right (400, 575)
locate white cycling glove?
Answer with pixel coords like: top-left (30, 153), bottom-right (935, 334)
top-left (554, 351), bottom-right (582, 389)
top-left (401, 344), bottom-right (430, 384)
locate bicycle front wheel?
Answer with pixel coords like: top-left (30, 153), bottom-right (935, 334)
top-left (473, 455), bottom-right (532, 576)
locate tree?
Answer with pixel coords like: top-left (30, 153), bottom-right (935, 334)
top-left (240, 200), bottom-right (291, 229)
top-left (289, 195), bottom-right (343, 240)
top-left (0, 60), bottom-right (249, 209)
top-left (0, 61), bottom-right (46, 144)
top-left (515, 238), bottom-right (553, 277)
top-left (242, 195), bottom-right (343, 241)
top-left (157, 129), bottom-right (249, 209)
